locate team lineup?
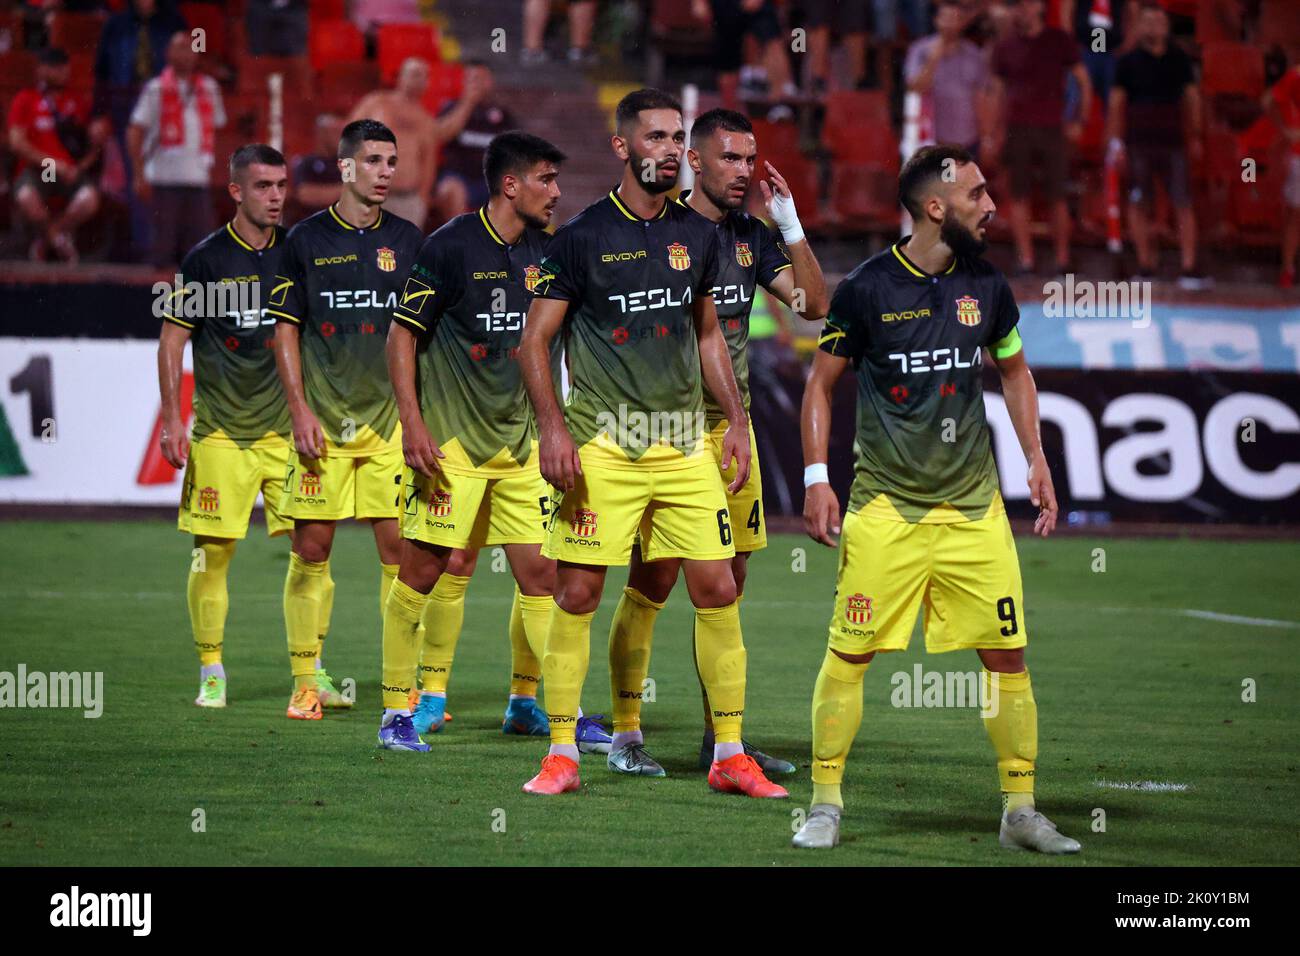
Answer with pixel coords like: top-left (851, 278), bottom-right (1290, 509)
top-left (157, 86), bottom-right (1079, 853)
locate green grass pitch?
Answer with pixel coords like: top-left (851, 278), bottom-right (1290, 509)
top-left (0, 519), bottom-right (1296, 866)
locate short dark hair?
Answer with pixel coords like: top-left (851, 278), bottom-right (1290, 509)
top-left (898, 143), bottom-right (975, 219)
top-left (229, 143), bottom-right (286, 181)
top-left (615, 87), bottom-right (682, 133)
top-left (338, 118), bottom-right (397, 159)
top-left (690, 108), bottom-right (753, 146)
top-left (483, 131), bottom-right (566, 196)
top-left (37, 47), bottom-right (69, 66)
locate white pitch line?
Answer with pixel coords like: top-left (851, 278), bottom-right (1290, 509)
top-left (1178, 609), bottom-right (1300, 630)
top-left (1096, 780), bottom-right (1192, 793)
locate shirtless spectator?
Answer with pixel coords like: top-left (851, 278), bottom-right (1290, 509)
top-left (8, 48), bottom-right (110, 263)
top-left (348, 57), bottom-right (487, 231)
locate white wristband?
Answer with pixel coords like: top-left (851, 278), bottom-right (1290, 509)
top-left (779, 222), bottom-right (805, 246)
top-left (803, 463), bottom-right (828, 488)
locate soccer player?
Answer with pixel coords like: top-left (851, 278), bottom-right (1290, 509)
top-left (379, 131), bottom-right (611, 752)
top-left (269, 119), bottom-right (425, 721)
top-left (158, 144), bottom-right (293, 708)
top-left (516, 88), bottom-right (787, 798)
top-left (604, 108), bottom-right (830, 778)
top-left (792, 144), bottom-right (1080, 853)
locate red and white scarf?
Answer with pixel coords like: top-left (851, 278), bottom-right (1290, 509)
top-left (159, 66), bottom-right (214, 156)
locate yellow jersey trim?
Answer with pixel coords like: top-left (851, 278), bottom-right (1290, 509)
top-left (265, 308), bottom-right (300, 324)
top-left (392, 310), bottom-right (428, 332)
top-left (892, 242), bottom-right (957, 278)
top-left (327, 204), bottom-right (383, 231)
top-left (163, 314), bottom-right (195, 329)
top-left (478, 206), bottom-right (507, 245)
top-left (609, 189), bottom-right (669, 222)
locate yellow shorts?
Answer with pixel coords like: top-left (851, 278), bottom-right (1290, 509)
top-left (707, 419), bottom-right (766, 553)
top-left (280, 440), bottom-right (404, 522)
top-left (828, 509), bottom-right (1027, 656)
top-left (401, 462), bottom-right (550, 549)
top-left (178, 437), bottom-right (292, 539)
top-left (544, 450), bottom-right (735, 566)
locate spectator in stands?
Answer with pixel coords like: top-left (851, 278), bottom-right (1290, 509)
top-left (291, 112), bottom-right (345, 215)
top-left (988, 0), bottom-right (1092, 276)
top-left (7, 47), bottom-right (109, 263)
top-left (521, 0), bottom-right (598, 66)
top-left (246, 0), bottom-right (308, 57)
top-left (904, 0), bottom-right (990, 156)
top-left (1062, 0), bottom-right (1139, 109)
top-left (127, 30), bottom-right (225, 267)
top-left (805, 0), bottom-right (870, 96)
top-left (1107, 1), bottom-right (1206, 288)
top-left (433, 61), bottom-right (516, 223)
top-left (348, 56), bottom-right (487, 230)
top-left (692, 0), bottom-right (797, 112)
top-left (1266, 54), bottom-right (1300, 288)
top-left (352, 0), bottom-right (421, 36)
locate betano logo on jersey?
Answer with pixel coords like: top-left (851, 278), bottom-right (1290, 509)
top-left (571, 508), bottom-right (598, 537)
top-left (734, 242), bottom-right (753, 267)
top-left (299, 471), bottom-right (322, 497)
top-left (846, 593), bottom-right (874, 625)
top-left (376, 247), bottom-right (397, 273)
top-left (956, 296), bottom-right (981, 326)
top-left (198, 486), bottom-right (220, 512)
top-left (667, 243), bottom-right (691, 271)
top-left (429, 491), bottom-right (452, 517)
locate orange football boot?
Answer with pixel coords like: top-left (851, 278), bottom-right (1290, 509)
top-left (708, 753), bottom-right (789, 798)
top-left (522, 754), bottom-right (581, 795)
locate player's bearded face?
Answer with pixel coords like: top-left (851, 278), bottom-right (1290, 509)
top-left (696, 132), bottom-right (755, 211)
top-left (940, 205), bottom-right (991, 258)
top-left (627, 142), bottom-right (681, 194)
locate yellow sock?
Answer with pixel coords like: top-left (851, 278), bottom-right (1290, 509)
top-left (542, 604), bottom-right (594, 746)
top-left (810, 649), bottom-right (869, 808)
top-left (981, 669), bottom-right (1037, 812)
top-left (315, 565), bottom-right (334, 663)
top-left (187, 540), bottom-right (235, 665)
top-left (507, 588), bottom-right (544, 696)
top-left (608, 587), bottom-right (664, 733)
top-left (693, 602), bottom-right (746, 744)
top-left (284, 552), bottom-right (328, 688)
top-left (517, 592), bottom-right (555, 662)
top-left (380, 562), bottom-right (399, 620)
top-left (417, 572), bottom-right (469, 694)
top-left (382, 578), bottom-right (428, 709)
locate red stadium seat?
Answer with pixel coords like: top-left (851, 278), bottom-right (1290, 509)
top-left (47, 11), bottom-right (105, 55)
top-left (831, 161), bottom-right (901, 225)
top-left (1200, 42), bottom-right (1265, 98)
top-left (317, 60), bottom-right (380, 113)
top-left (67, 53), bottom-right (95, 93)
top-left (376, 23), bottom-right (440, 84)
top-left (1259, 0), bottom-right (1300, 46)
top-left (310, 0), bottom-right (349, 19)
top-left (309, 19), bottom-right (365, 71)
top-left (179, 3), bottom-right (229, 60)
top-left (0, 50), bottom-right (37, 91)
top-left (422, 62), bottom-right (465, 115)
top-left (824, 91), bottom-right (892, 162)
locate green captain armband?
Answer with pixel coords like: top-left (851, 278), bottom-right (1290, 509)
top-left (990, 328), bottom-right (1022, 360)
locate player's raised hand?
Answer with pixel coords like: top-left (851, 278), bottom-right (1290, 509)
top-left (159, 416), bottom-right (189, 469)
top-left (759, 162), bottom-right (804, 245)
top-left (291, 407), bottom-right (327, 461)
top-left (540, 421), bottom-right (582, 493)
top-left (720, 422), bottom-right (751, 494)
top-left (804, 482), bottom-right (841, 548)
top-left (1028, 451), bottom-right (1058, 537)
top-left (404, 423), bottom-right (444, 478)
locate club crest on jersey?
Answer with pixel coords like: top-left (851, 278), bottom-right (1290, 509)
top-left (429, 491), bottom-right (452, 517)
top-left (523, 264), bottom-right (541, 292)
top-left (955, 295), bottom-right (981, 326)
top-left (666, 242), bottom-right (690, 271)
top-left (571, 508), bottom-right (598, 537)
top-left (300, 471), bottom-right (322, 497)
top-left (198, 486), bottom-right (219, 512)
top-left (846, 593), bottom-right (873, 625)
top-left (376, 247), bottom-right (397, 273)
top-left (734, 242), bottom-right (753, 267)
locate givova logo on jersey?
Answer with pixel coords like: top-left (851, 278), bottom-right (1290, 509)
top-left (846, 593), bottom-right (873, 624)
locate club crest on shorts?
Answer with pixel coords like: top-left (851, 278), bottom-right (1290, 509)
top-left (667, 242), bottom-right (690, 271)
top-left (198, 486), bottom-right (220, 512)
top-left (571, 508), bottom-right (598, 537)
top-left (523, 264), bottom-right (541, 292)
top-left (955, 295), bottom-right (981, 326)
top-left (734, 242), bottom-right (753, 267)
top-left (429, 490), bottom-right (452, 517)
top-left (846, 593), bottom-right (873, 625)
top-left (376, 247), bottom-right (396, 273)
top-left (299, 471), bottom-right (322, 497)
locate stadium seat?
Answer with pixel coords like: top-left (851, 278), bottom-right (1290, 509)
top-left (47, 11), bottom-right (105, 54)
top-left (831, 161), bottom-right (900, 226)
top-left (179, 3), bottom-right (229, 60)
top-left (67, 53), bottom-right (95, 93)
top-left (823, 94), bottom-right (895, 165)
top-left (309, 19), bottom-right (365, 71)
top-left (422, 61), bottom-right (465, 115)
top-left (310, 0), bottom-right (349, 19)
top-left (1259, 0), bottom-right (1300, 46)
top-left (0, 51), bottom-right (37, 91)
top-left (646, 0), bottom-right (713, 86)
top-left (376, 23), bottom-right (441, 84)
top-left (317, 60), bottom-right (380, 113)
top-left (1200, 42), bottom-right (1265, 98)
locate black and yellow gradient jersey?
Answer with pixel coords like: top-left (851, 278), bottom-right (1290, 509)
top-left (267, 204), bottom-right (424, 455)
top-left (162, 221), bottom-right (291, 448)
top-left (392, 207), bottom-right (552, 474)
top-left (532, 188), bottom-right (720, 468)
top-left (674, 190), bottom-right (792, 428)
top-left (819, 238), bottom-right (1024, 524)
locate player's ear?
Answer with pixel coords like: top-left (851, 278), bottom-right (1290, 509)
top-left (611, 133), bottom-right (629, 162)
top-left (227, 181), bottom-right (241, 204)
top-left (687, 147), bottom-right (701, 174)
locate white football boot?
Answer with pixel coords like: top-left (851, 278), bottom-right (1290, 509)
top-left (792, 804), bottom-right (841, 849)
top-left (999, 806), bottom-right (1081, 854)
